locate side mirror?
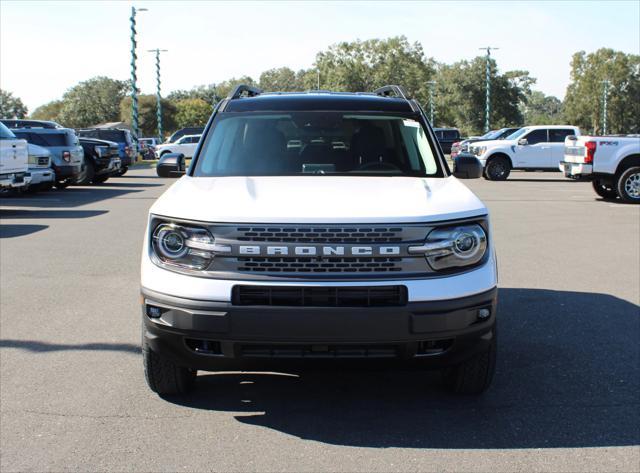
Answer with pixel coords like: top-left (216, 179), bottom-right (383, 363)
top-left (453, 154), bottom-right (483, 179)
top-left (518, 138), bottom-right (528, 146)
top-left (156, 153), bottom-right (185, 178)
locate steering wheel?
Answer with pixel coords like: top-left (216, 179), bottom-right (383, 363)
top-left (356, 161), bottom-right (402, 172)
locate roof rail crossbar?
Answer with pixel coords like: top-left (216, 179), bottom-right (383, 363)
top-left (228, 84), bottom-right (263, 100)
top-left (373, 85), bottom-right (410, 100)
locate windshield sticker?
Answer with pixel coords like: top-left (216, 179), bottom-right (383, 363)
top-left (403, 120), bottom-right (420, 128)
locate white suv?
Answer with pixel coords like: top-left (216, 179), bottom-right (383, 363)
top-left (0, 122), bottom-right (30, 190)
top-left (468, 125), bottom-right (580, 180)
top-left (141, 85), bottom-right (498, 396)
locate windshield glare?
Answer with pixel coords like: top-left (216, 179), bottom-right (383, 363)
top-left (193, 112), bottom-right (442, 177)
top-left (481, 130), bottom-right (501, 140)
top-left (505, 128), bottom-right (529, 140)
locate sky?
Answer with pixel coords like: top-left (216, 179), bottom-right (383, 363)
top-left (1, 0), bottom-right (639, 112)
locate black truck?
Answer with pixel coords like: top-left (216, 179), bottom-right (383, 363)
top-left (76, 137), bottom-right (121, 185)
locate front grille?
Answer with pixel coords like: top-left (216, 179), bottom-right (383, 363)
top-left (235, 226), bottom-right (404, 243)
top-left (232, 285), bottom-right (407, 307)
top-left (240, 343), bottom-right (399, 358)
top-left (237, 256), bottom-right (403, 273)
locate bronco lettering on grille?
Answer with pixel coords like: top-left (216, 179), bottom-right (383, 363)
top-left (239, 245), bottom-right (401, 256)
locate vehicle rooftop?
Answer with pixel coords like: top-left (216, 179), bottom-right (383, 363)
top-left (224, 91), bottom-right (415, 113)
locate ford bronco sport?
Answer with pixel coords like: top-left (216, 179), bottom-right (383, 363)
top-left (141, 85), bottom-right (497, 395)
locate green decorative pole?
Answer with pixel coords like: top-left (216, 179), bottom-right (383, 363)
top-left (602, 79), bottom-right (611, 135)
top-left (426, 81), bottom-right (436, 125)
top-left (130, 6), bottom-right (147, 154)
top-left (149, 49), bottom-right (168, 142)
top-left (480, 46), bottom-right (499, 133)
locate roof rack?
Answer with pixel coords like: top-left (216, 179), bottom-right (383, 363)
top-left (227, 84), bottom-right (263, 100)
top-left (373, 85), bottom-right (410, 100)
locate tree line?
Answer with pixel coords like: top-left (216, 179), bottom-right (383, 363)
top-left (1, 38), bottom-right (638, 137)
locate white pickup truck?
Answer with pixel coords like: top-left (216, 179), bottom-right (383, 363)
top-left (0, 122), bottom-right (30, 191)
top-left (560, 135), bottom-right (640, 203)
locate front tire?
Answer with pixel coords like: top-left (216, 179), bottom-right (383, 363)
top-left (143, 337), bottom-right (196, 395)
top-left (484, 157), bottom-right (511, 181)
top-left (616, 166), bottom-right (640, 204)
top-left (592, 180), bottom-right (618, 199)
top-left (442, 334), bottom-right (496, 395)
top-left (117, 166), bottom-right (128, 176)
top-left (54, 180), bottom-right (70, 190)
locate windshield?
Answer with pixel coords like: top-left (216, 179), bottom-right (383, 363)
top-left (0, 122), bottom-right (16, 139)
top-left (193, 112), bottom-right (443, 177)
top-left (505, 128), bottom-right (529, 140)
top-left (481, 129), bottom-right (502, 140)
top-left (13, 131), bottom-right (70, 147)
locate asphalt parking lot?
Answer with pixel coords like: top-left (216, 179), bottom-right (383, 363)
top-left (1, 168), bottom-right (638, 472)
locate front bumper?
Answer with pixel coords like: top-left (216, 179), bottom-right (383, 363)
top-left (95, 157), bottom-right (121, 176)
top-left (0, 172), bottom-right (31, 189)
top-left (560, 161), bottom-right (592, 178)
top-left (142, 286), bottom-right (497, 370)
top-left (27, 167), bottom-right (55, 185)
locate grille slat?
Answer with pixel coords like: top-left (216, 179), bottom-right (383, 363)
top-left (237, 257), bottom-right (404, 273)
top-left (233, 285), bottom-right (407, 307)
top-left (235, 226), bottom-right (403, 243)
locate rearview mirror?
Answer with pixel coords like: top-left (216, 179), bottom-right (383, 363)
top-left (156, 153), bottom-right (185, 178)
top-left (518, 138), bottom-right (528, 146)
top-left (453, 154), bottom-right (483, 179)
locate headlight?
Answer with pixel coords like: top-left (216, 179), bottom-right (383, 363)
top-left (151, 223), bottom-right (216, 270)
top-left (475, 146), bottom-right (487, 156)
top-left (409, 224), bottom-right (487, 270)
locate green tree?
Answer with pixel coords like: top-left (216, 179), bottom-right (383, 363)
top-left (314, 37), bottom-right (436, 103)
top-left (564, 48), bottom-right (640, 134)
top-left (0, 90), bottom-right (28, 118)
top-left (434, 58), bottom-right (531, 135)
top-left (167, 84), bottom-right (220, 104)
top-left (213, 76), bottom-right (258, 99)
top-left (259, 67), bottom-right (299, 91)
top-left (30, 100), bottom-right (64, 122)
top-left (522, 91), bottom-right (564, 125)
top-left (57, 76), bottom-right (129, 128)
top-left (120, 95), bottom-right (177, 138)
top-left (174, 98), bottom-right (213, 129)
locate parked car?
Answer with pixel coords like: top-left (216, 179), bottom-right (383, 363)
top-left (77, 128), bottom-right (134, 175)
top-left (433, 127), bottom-right (461, 154)
top-left (139, 137), bottom-right (159, 160)
top-left (1, 119), bottom-right (62, 129)
top-left (76, 137), bottom-right (121, 185)
top-left (0, 122), bottom-right (30, 191)
top-left (154, 134), bottom-right (201, 158)
top-left (141, 85), bottom-right (496, 396)
top-left (166, 127), bottom-right (204, 144)
top-left (25, 143), bottom-right (55, 192)
top-left (10, 126), bottom-right (83, 189)
top-left (467, 125), bottom-right (580, 180)
top-left (451, 128), bottom-right (520, 158)
top-left (561, 134), bottom-right (640, 203)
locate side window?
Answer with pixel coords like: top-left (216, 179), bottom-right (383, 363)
top-left (444, 130), bottom-right (459, 140)
top-left (549, 129), bottom-right (575, 143)
top-left (524, 129), bottom-right (548, 145)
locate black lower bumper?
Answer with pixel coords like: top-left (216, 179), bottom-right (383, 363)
top-left (53, 164), bottom-right (81, 180)
top-left (141, 287), bottom-right (497, 371)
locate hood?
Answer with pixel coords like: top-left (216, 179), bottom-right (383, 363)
top-left (27, 143), bottom-right (51, 158)
top-left (470, 139), bottom-right (515, 148)
top-left (150, 176), bottom-right (487, 224)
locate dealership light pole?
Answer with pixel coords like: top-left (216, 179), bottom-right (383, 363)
top-left (479, 46), bottom-right (499, 133)
top-left (426, 81), bottom-right (436, 125)
top-left (130, 6), bottom-right (147, 153)
top-left (149, 49), bottom-right (168, 142)
top-left (602, 79), bottom-right (611, 135)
